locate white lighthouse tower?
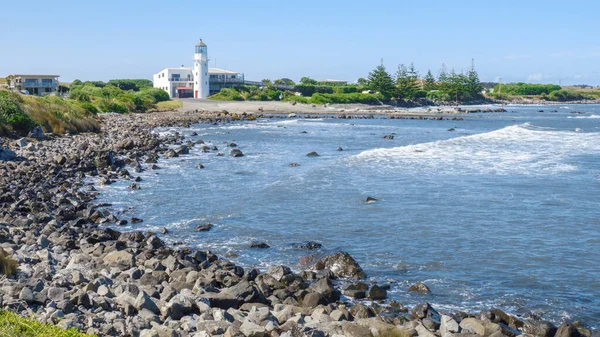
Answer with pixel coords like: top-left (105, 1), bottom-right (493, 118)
top-left (193, 39), bottom-right (209, 99)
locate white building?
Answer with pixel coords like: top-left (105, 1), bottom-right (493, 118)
top-left (6, 74), bottom-right (60, 95)
top-left (153, 39), bottom-right (244, 99)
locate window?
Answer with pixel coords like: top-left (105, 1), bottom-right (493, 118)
top-left (41, 79), bottom-right (53, 84)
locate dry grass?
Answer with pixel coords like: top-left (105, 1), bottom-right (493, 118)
top-left (150, 100), bottom-right (183, 112)
top-left (377, 328), bottom-right (412, 337)
top-left (0, 249), bottom-right (17, 276)
top-left (20, 96), bottom-right (100, 134)
top-left (0, 310), bottom-right (96, 337)
top-left (563, 86), bottom-right (600, 99)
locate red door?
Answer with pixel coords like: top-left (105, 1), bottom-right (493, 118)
top-left (195, 91), bottom-right (198, 98)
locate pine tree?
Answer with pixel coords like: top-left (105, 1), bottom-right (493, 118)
top-left (466, 59), bottom-right (483, 101)
top-left (396, 63), bottom-right (420, 100)
top-left (424, 70), bottom-right (436, 91)
top-left (367, 65), bottom-right (395, 98)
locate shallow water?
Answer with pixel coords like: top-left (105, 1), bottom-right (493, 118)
top-left (96, 105), bottom-right (600, 327)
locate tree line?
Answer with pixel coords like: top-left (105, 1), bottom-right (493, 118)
top-left (363, 61), bottom-right (484, 102)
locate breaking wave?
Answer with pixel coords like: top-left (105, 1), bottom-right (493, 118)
top-left (350, 124), bottom-right (600, 176)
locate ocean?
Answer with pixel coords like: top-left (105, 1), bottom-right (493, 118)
top-left (95, 104), bottom-right (600, 327)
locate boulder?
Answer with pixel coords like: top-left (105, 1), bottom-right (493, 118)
top-left (554, 323), bottom-right (581, 337)
top-left (460, 318), bottom-right (501, 337)
top-left (523, 320), bottom-right (557, 337)
top-left (441, 315), bottom-right (461, 336)
top-left (249, 242), bottom-right (270, 249)
top-left (309, 278), bottom-right (340, 302)
top-left (266, 266), bottom-right (292, 281)
top-left (306, 152), bottom-right (319, 157)
top-left (313, 251), bottom-right (366, 279)
top-left (409, 282), bottom-right (431, 293)
top-left (104, 250), bottom-right (135, 267)
top-left (230, 149), bottom-right (244, 157)
top-left (294, 241), bottom-right (322, 250)
top-left (239, 321), bottom-right (267, 337)
top-left (194, 223), bottom-right (213, 232)
top-left (367, 284), bottom-right (387, 300)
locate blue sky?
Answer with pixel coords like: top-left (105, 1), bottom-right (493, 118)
top-left (2, 0), bottom-right (599, 85)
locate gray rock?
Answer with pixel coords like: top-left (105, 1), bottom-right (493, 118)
top-left (306, 151), bottom-right (319, 157)
top-left (135, 291), bottom-right (161, 315)
top-left (368, 284), bottom-right (387, 300)
top-left (230, 149), bottom-right (244, 157)
top-left (409, 282), bottom-right (431, 293)
top-left (554, 323), bottom-right (581, 337)
top-left (239, 321), bottom-right (267, 337)
top-left (313, 251), bottom-right (366, 279)
top-left (441, 315), bottom-right (460, 336)
top-left (523, 320), bottom-right (557, 337)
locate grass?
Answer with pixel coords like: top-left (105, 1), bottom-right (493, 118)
top-left (20, 95), bottom-right (100, 134)
top-left (150, 100), bottom-right (183, 111)
top-left (562, 86), bottom-right (600, 99)
top-left (0, 249), bottom-right (17, 276)
top-left (377, 328), bottom-right (412, 337)
top-left (0, 311), bottom-right (96, 337)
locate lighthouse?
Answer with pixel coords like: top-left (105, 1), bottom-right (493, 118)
top-left (193, 39), bottom-right (209, 99)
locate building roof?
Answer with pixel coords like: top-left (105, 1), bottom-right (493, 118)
top-left (208, 68), bottom-right (239, 75)
top-left (318, 79), bottom-right (347, 83)
top-left (195, 39), bottom-right (207, 47)
top-left (8, 74), bottom-right (60, 78)
top-left (154, 67), bottom-right (241, 76)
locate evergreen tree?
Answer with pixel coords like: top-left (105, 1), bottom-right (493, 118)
top-left (395, 63), bottom-right (420, 100)
top-left (367, 65), bottom-right (395, 98)
top-left (424, 70), bottom-right (436, 91)
top-left (465, 59), bottom-right (483, 101)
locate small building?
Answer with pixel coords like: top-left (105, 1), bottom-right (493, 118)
top-left (153, 39), bottom-right (244, 99)
top-left (6, 74), bottom-right (60, 95)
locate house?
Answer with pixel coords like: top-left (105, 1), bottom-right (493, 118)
top-left (6, 74), bottom-right (60, 95)
top-left (153, 39), bottom-right (244, 99)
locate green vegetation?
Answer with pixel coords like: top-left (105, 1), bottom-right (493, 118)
top-left (0, 249), bottom-right (17, 276)
top-left (68, 80), bottom-right (171, 113)
top-left (0, 310), bottom-right (96, 337)
top-left (494, 82), bottom-right (561, 96)
top-left (20, 95), bottom-right (100, 134)
top-left (542, 89), bottom-right (586, 101)
top-left (152, 100), bottom-right (183, 111)
top-left (0, 91), bottom-right (37, 134)
top-left (367, 65), bottom-right (396, 99)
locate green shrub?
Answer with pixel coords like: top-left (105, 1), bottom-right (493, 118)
top-left (495, 83), bottom-right (561, 96)
top-left (544, 89), bottom-right (585, 101)
top-left (0, 91), bottom-right (36, 133)
top-left (208, 88), bottom-right (244, 101)
top-left (0, 310), bottom-right (96, 337)
top-left (334, 85), bottom-right (359, 94)
top-left (79, 102), bottom-right (98, 114)
top-left (69, 89), bottom-right (91, 102)
top-left (140, 88), bottom-right (170, 103)
top-left (283, 96), bottom-right (309, 104)
top-left (294, 84), bottom-right (316, 97)
top-left (309, 92), bottom-right (382, 104)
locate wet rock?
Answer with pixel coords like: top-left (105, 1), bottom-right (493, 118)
top-left (313, 251), bottom-right (366, 279)
top-left (368, 284), bottom-right (387, 300)
top-left (411, 303), bottom-right (441, 321)
top-left (129, 183), bottom-right (141, 190)
top-left (337, 147), bottom-right (343, 151)
top-left (196, 164), bottom-right (205, 169)
top-left (194, 223), bottom-right (213, 232)
top-left (523, 320), bottom-right (557, 337)
top-left (383, 135), bottom-right (394, 140)
top-left (365, 196), bottom-right (377, 203)
top-left (230, 149), bottom-right (244, 157)
top-left (448, 128), bottom-right (456, 131)
top-left (306, 152), bottom-right (319, 157)
top-left (294, 241), bottom-right (322, 250)
top-left (409, 282), bottom-right (431, 293)
top-left (250, 242), bottom-right (270, 249)
top-left (131, 217), bottom-right (144, 224)
top-left (289, 163), bottom-right (299, 167)
top-left (555, 323), bottom-right (581, 337)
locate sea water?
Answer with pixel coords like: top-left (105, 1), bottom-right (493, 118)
top-left (96, 105), bottom-right (600, 327)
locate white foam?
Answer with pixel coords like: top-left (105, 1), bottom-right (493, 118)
top-left (350, 124), bottom-right (600, 176)
top-left (567, 115), bottom-right (600, 119)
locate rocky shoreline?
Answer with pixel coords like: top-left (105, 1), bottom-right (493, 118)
top-left (0, 111), bottom-right (595, 337)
